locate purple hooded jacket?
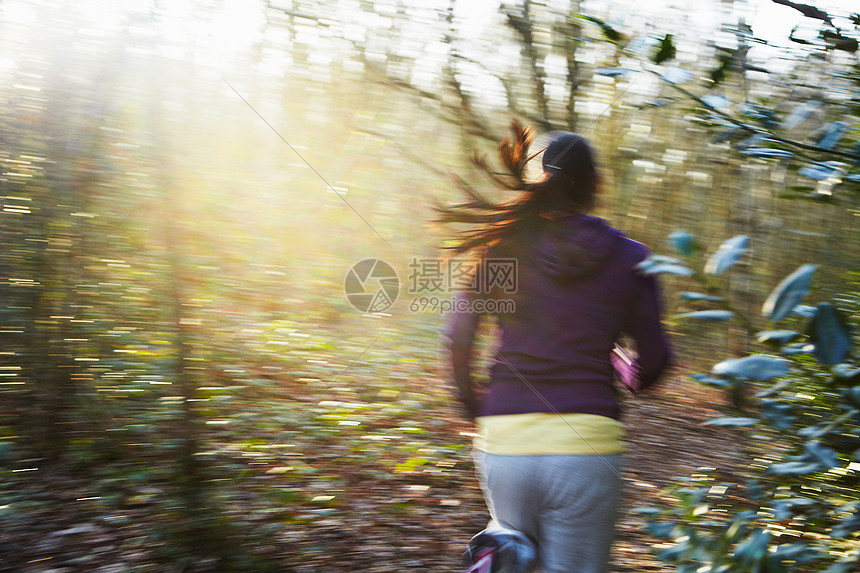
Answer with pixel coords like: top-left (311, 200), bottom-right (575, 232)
top-left (444, 214), bottom-right (671, 420)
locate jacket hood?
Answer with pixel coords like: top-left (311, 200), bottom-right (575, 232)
top-left (536, 214), bottom-right (623, 281)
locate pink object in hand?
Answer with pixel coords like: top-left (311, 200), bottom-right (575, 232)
top-left (612, 345), bottom-right (641, 394)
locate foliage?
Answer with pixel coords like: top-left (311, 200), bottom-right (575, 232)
top-left (1, 0), bottom-right (859, 570)
top-left (640, 236), bottom-right (860, 571)
top-left (578, 2), bottom-right (860, 204)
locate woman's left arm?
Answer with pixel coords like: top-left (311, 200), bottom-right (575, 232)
top-left (442, 297), bottom-right (482, 419)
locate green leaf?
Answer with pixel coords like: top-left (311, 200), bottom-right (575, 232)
top-left (760, 400), bottom-right (795, 430)
top-left (822, 560), bottom-right (860, 573)
top-left (807, 303), bottom-right (852, 365)
top-left (680, 291), bottom-right (723, 302)
top-left (822, 29), bottom-right (859, 53)
top-left (668, 231), bottom-right (696, 257)
top-left (756, 330), bottom-right (799, 346)
top-left (642, 263), bottom-right (695, 276)
top-left (709, 62), bottom-right (726, 84)
top-left (754, 377), bottom-right (793, 398)
top-left (703, 416), bottom-right (759, 426)
top-left (637, 256), bottom-right (694, 276)
top-left (768, 461), bottom-right (821, 475)
top-left (789, 25), bottom-right (813, 45)
top-left (690, 373), bottom-right (731, 387)
top-left (704, 235), bottom-right (749, 275)
top-left (792, 304), bottom-right (816, 317)
top-left (734, 529), bottom-right (771, 564)
top-left (708, 48), bottom-right (736, 86)
top-left (575, 14), bottom-right (622, 43)
top-left (594, 67), bottom-right (634, 77)
top-left (816, 121), bottom-right (849, 149)
top-left (831, 505), bottom-right (860, 538)
top-left (781, 342), bottom-right (812, 356)
top-left (770, 440), bottom-right (839, 475)
top-left (741, 104), bottom-right (779, 129)
top-left (772, 499), bottom-right (815, 521)
top-left (701, 94), bottom-right (732, 112)
top-left (712, 355), bottom-right (790, 381)
top-left (805, 440), bottom-right (838, 469)
top-left (653, 34), bottom-right (676, 64)
top-left (798, 423), bottom-right (831, 439)
top-left (743, 148), bottom-right (794, 158)
top-left (737, 133), bottom-right (768, 151)
top-left (646, 521), bottom-right (676, 539)
top-left (677, 310), bottom-right (734, 321)
top-left (832, 364), bottom-right (860, 386)
top-left (762, 264), bottom-right (817, 322)
top-left (660, 67), bottom-right (692, 84)
top-left (633, 506), bottom-right (663, 516)
top-left (798, 161), bottom-right (843, 181)
top-left (770, 541), bottom-right (813, 561)
top-left (656, 539), bottom-right (693, 562)
top-left (642, 255), bottom-right (684, 265)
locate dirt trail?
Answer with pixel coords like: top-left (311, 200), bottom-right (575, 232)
top-left (439, 375), bottom-right (742, 573)
top-left (611, 376), bottom-right (743, 571)
top-left (0, 375), bottom-right (743, 572)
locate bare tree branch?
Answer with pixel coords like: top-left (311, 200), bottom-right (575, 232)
top-left (358, 53), bottom-right (502, 143)
top-left (352, 126), bottom-right (450, 180)
top-left (557, 1), bottom-right (585, 131)
top-left (657, 72), bottom-right (860, 163)
top-left (503, 1), bottom-right (551, 126)
top-left (770, 0), bottom-right (834, 27)
top-left (451, 52), bottom-right (551, 130)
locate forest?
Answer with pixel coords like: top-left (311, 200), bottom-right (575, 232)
top-left (0, 0), bottom-right (858, 571)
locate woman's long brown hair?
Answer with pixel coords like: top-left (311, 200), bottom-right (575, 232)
top-left (435, 121), bottom-right (592, 257)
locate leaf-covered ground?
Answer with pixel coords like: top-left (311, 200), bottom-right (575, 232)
top-left (0, 362), bottom-right (744, 572)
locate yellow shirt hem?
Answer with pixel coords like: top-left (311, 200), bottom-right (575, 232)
top-left (475, 413), bottom-right (625, 455)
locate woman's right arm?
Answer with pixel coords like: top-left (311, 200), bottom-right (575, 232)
top-left (625, 270), bottom-right (672, 392)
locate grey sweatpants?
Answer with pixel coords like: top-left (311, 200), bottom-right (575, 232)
top-left (474, 451), bottom-right (623, 573)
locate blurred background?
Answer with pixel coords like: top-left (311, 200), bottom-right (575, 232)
top-left (0, 0), bottom-right (858, 571)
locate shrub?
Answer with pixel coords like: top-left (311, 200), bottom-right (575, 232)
top-left (638, 236), bottom-right (859, 571)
